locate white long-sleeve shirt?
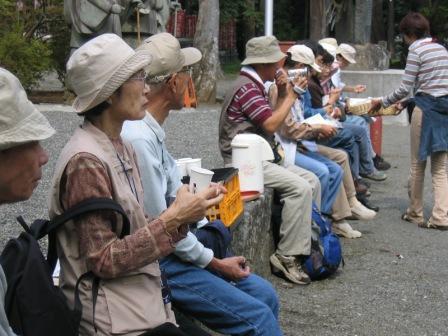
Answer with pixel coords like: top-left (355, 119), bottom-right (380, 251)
top-left (122, 112), bottom-right (213, 268)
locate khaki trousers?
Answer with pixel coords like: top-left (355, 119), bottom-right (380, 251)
top-left (408, 107), bottom-right (448, 225)
top-left (263, 161), bottom-right (321, 256)
top-left (317, 145), bottom-right (354, 221)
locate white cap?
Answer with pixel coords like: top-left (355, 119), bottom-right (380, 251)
top-left (287, 45), bottom-right (321, 72)
top-left (318, 37), bottom-right (338, 48)
top-left (319, 42), bottom-right (337, 58)
top-left (139, 32), bottom-right (202, 79)
top-left (336, 43), bottom-right (357, 64)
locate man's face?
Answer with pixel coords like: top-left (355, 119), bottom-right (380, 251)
top-left (337, 55), bottom-right (349, 69)
top-left (265, 62), bottom-right (281, 82)
top-left (0, 141), bottom-right (49, 204)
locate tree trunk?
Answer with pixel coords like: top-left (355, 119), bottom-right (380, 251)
top-left (387, 0), bottom-right (395, 58)
top-left (371, 0), bottom-right (386, 43)
top-left (354, 0), bottom-right (373, 44)
top-left (193, 0), bottom-right (221, 103)
top-left (309, 0), bottom-right (327, 40)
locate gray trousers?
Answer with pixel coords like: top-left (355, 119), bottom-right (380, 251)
top-left (263, 161), bottom-right (321, 256)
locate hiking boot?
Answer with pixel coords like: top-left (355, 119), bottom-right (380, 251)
top-left (350, 199), bottom-right (377, 220)
top-left (360, 170), bottom-right (387, 181)
top-left (332, 220), bottom-right (362, 238)
top-left (373, 155), bottom-right (391, 171)
top-left (270, 253), bottom-right (311, 285)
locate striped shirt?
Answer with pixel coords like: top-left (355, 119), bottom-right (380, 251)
top-left (227, 67), bottom-right (272, 127)
top-left (383, 38), bottom-right (448, 106)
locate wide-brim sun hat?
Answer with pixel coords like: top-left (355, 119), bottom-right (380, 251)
top-left (66, 33), bottom-right (153, 114)
top-left (0, 68), bottom-right (55, 151)
top-left (287, 45), bottom-right (321, 72)
top-left (241, 36), bottom-right (286, 65)
top-left (337, 43), bottom-right (357, 64)
top-left (139, 32), bottom-right (202, 78)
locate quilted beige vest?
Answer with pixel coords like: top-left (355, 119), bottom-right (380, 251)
top-left (48, 120), bottom-right (175, 336)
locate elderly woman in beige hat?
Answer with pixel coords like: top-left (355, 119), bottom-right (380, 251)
top-left (48, 34), bottom-right (224, 336)
top-left (0, 67), bottom-right (55, 336)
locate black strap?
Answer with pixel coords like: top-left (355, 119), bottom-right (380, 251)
top-left (22, 197), bottom-right (131, 334)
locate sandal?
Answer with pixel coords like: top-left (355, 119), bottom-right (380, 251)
top-left (418, 219), bottom-right (448, 231)
top-left (401, 212), bottom-right (424, 226)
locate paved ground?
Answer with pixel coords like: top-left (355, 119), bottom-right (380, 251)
top-left (2, 104), bottom-right (447, 336)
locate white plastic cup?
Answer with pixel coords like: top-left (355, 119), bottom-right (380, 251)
top-left (189, 167), bottom-right (214, 193)
top-left (175, 158), bottom-right (192, 177)
top-left (185, 158), bottom-right (202, 176)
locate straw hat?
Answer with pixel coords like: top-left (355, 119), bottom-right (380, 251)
top-left (287, 45), bottom-right (321, 72)
top-left (139, 32), bottom-right (202, 79)
top-left (241, 36), bottom-right (286, 65)
top-left (336, 43), bottom-right (357, 64)
top-left (66, 34), bottom-right (153, 114)
top-left (0, 68), bottom-right (55, 151)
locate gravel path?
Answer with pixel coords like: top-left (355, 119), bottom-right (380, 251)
top-left (1, 105), bottom-right (447, 336)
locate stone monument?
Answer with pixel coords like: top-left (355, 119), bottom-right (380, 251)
top-left (64, 0), bottom-right (170, 52)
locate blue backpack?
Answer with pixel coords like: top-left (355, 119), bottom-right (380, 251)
top-left (303, 202), bottom-right (344, 280)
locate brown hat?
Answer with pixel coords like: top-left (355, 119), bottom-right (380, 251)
top-left (0, 68), bottom-right (55, 151)
top-left (241, 36), bottom-right (286, 65)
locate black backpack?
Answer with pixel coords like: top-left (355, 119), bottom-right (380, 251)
top-left (0, 197), bottom-right (130, 336)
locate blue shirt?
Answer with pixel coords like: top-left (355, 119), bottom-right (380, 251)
top-left (122, 112), bottom-right (214, 268)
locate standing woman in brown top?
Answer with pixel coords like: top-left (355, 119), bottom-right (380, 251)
top-left (48, 34), bottom-right (225, 336)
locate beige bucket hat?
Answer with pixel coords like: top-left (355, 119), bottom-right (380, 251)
top-left (66, 33), bottom-right (153, 114)
top-left (337, 43), bottom-right (357, 64)
top-left (0, 68), bottom-right (55, 151)
top-left (288, 45), bottom-right (321, 72)
top-left (139, 32), bottom-right (202, 80)
top-left (241, 36), bottom-right (286, 65)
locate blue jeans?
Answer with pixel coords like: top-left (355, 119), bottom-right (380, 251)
top-left (344, 115), bottom-right (375, 157)
top-left (160, 255), bottom-right (282, 336)
top-left (294, 150), bottom-right (343, 214)
top-left (342, 122), bottom-right (375, 178)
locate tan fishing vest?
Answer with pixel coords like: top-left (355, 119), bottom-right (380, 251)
top-left (219, 75), bottom-right (274, 165)
top-left (48, 120), bottom-right (175, 336)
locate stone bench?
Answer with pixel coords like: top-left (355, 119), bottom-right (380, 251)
top-left (230, 188), bottom-right (275, 279)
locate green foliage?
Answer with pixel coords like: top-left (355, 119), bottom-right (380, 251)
top-left (0, 27), bottom-right (52, 89)
top-left (0, 0), bottom-right (53, 90)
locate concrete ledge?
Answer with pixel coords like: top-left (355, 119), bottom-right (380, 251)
top-left (230, 188), bottom-right (275, 279)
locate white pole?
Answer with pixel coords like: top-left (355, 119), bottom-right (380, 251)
top-left (265, 0), bottom-right (273, 36)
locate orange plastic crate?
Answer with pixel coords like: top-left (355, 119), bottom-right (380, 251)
top-left (206, 168), bottom-right (244, 227)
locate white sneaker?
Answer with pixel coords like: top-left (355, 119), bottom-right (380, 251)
top-left (333, 220), bottom-right (362, 239)
top-left (350, 199), bottom-right (377, 220)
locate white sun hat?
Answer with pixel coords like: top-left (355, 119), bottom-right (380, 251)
top-left (0, 68), bottom-right (55, 150)
top-left (336, 43), bottom-right (357, 64)
top-left (66, 33), bottom-right (153, 114)
top-left (287, 45), bottom-right (321, 72)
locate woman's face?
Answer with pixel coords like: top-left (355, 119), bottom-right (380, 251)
top-left (110, 70), bottom-right (149, 122)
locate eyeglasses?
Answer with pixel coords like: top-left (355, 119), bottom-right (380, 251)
top-left (128, 70), bottom-right (147, 82)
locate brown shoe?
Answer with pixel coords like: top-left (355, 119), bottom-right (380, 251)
top-left (354, 179), bottom-right (368, 195)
